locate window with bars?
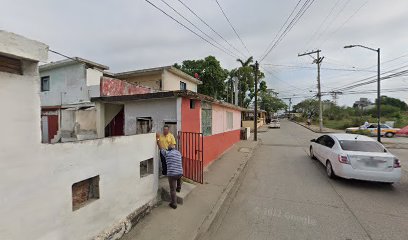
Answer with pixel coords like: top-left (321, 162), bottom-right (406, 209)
top-left (201, 102), bottom-right (212, 136)
top-left (226, 111), bottom-right (233, 130)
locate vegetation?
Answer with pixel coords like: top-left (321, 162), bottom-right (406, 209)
top-left (293, 96), bottom-right (408, 129)
top-left (175, 56), bottom-right (287, 115)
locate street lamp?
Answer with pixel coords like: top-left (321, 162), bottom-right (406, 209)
top-left (344, 44), bottom-right (381, 142)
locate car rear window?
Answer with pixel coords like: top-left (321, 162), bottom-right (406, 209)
top-left (339, 140), bottom-right (385, 152)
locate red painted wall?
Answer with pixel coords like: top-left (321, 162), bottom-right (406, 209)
top-left (181, 97), bottom-right (201, 132)
top-left (101, 77), bottom-right (152, 96)
top-left (203, 129), bottom-right (241, 166)
top-left (180, 97), bottom-right (241, 167)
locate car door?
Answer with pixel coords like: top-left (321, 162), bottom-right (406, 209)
top-left (313, 136), bottom-right (326, 162)
top-left (320, 136), bottom-right (336, 161)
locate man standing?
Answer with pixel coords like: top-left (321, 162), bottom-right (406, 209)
top-left (158, 125), bottom-right (176, 175)
top-left (156, 133), bottom-right (183, 209)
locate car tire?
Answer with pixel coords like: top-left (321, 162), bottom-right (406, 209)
top-left (385, 132), bottom-right (394, 138)
top-left (310, 147), bottom-right (316, 160)
top-left (326, 161), bottom-right (336, 179)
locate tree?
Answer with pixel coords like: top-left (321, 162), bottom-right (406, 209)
top-left (377, 96), bottom-right (408, 111)
top-left (293, 98), bottom-right (319, 118)
top-left (232, 57), bottom-right (265, 108)
top-left (174, 56), bottom-right (228, 100)
top-left (259, 92), bottom-right (287, 114)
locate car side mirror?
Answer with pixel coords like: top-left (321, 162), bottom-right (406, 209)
top-left (310, 139), bottom-right (316, 142)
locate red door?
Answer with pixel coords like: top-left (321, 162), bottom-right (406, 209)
top-left (105, 108), bottom-right (124, 137)
top-left (47, 115), bottom-right (59, 143)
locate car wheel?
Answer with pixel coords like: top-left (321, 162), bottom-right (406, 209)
top-left (310, 147), bottom-right (316, 160)
top-left (385, 132), bottom-right (394, 138)
top-left (326, 161), bottom-right (336, 179)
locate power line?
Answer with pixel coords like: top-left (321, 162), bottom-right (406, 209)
top-left (320, 0), bottom-right (369, 47)
top-left (144, 0), bottom-right (238, 58)
top-left (262, 63), bottom-right (376, 72)
top-left (260, 0), bottom-right (316, 62)
top-left (261, 0), bottom-right (303, 59)
top-left (176, 0), bottom-right (246, 59)
top-left (159, 0), bottom-right (239, 58)
top-left (214, 0), bottom-right (251, 56)
top-left (304, 0), bottom-right (342, 49)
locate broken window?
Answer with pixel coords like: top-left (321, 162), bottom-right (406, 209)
top-left (201, 102), bottom-right (212, 136)
top-left (140, 158), bottom-right (154, 177)
top-left (72, 175), bottom-right (100, 211)
top-left (136, 117), bottom-right (152, 134)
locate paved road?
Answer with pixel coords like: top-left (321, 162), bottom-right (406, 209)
top-left (204, 120), bottom-right (408, 240)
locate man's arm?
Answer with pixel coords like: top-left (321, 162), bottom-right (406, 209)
top-left (156, 133), bottom-right (164, 150)
top-left (170, 134), bottom-right (176, 145)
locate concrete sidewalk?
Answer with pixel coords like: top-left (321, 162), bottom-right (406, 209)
top-left (121, 139), bottom-right (259, 240)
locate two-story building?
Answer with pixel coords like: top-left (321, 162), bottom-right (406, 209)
top-left (114, 66), bottom-right (202, 92)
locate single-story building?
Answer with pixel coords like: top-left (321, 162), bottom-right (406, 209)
top-left (242, 109), bottom-right (267, 130)
top-left (92, 90), bottom-right (244, 169)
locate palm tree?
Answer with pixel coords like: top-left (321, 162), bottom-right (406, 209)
top-left (235, 57), bottom-right (254, 107)
top-left (237, 56), bottom-right (253, 67)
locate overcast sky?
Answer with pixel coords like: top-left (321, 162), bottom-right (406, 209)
top-left (1, 0), bottom-right (408, 106)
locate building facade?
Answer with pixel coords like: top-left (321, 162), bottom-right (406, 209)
top-left (0, 31), bottom-right (158, 240)
top-left (114, 66), bottom-right (202, 92)
top-left (92, 90), bottom-right (243, 167)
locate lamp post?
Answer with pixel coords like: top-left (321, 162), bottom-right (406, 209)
top-left (344, 45), bottom-right (381, 142)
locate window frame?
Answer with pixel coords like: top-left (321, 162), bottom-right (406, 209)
top-left (41, 76), bottom-right (50, 92)
top-left (180, 81), bottom-right (187, 90)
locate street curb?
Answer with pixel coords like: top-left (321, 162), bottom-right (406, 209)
top-left (291, 120), bottom-right (339, 133)
top-left (193, 140), bottom-right (260, 240)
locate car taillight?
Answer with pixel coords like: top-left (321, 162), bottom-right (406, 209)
top-left (394, 158), bottom-right (401, 168)
top-left (338, 155), bottom-right (350, 164)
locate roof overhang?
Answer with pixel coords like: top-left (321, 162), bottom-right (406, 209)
top-left (40, 57), bottom-right (109, 71)
top-left (91, 90), bottom-right (245, 111)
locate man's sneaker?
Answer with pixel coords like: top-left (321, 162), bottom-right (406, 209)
top-left (169, 203), bottom-right (177, 209)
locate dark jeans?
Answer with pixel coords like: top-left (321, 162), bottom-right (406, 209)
top-left (168, 175), bottom-right (182, 205)
top-left (160, 152), bottom-right (167, 175)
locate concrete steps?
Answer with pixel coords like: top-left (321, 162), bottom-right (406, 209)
top-left (159, 178), bottom-right (196, 205)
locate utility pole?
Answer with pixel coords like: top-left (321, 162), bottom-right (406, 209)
top-left (298, 50), bottom-right (324, 132)
top-left (253, 61), bottom-right (259, 141)
top-left (282, 97), bottom-right (292, 117)
top-left (330, 91), bottom-right (342, 105)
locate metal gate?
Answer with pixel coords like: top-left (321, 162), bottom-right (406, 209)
top-left (178, 131), bottom-right (204, 184)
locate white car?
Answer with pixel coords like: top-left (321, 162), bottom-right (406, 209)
top-left (268, 119), bottom-right (280, 128)
top-left (310, 133), bottom-right (401, 184)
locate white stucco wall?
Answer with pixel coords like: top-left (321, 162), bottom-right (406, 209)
top-left (0, 33), bottom-right (158, 240)
top-left (124, 98), bottom-right (178, 135)
top-left (162, 69), bottom-right (198, 92)
top-left (86, 68), bottom-right (103, 86)
top-left (211, 104), bottom-right (241, 135)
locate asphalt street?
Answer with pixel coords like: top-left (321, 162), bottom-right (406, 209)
top-left (204, 120), bottom-right (408, 240)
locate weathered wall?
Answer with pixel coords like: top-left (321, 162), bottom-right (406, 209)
top-left (119, 73), bottom-right (161, 90)
top-left (124, 98), bottom-right (178, 135)
top-left (162, 69), bottom-right (198, 92)
top-left (86, 68), bottom-right (103, 86)
top-left (76, 108), bottom-right (97, 130)
top-left (0, 32), bottom-right (159, 240)
top-left (101, 77), bottom-right (152, 97)
top-left (40, 63), bottom-right (89, 106)
top-left (0, 30), bottom-right (48, 61)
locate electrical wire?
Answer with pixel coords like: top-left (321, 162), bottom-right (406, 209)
top-left (214, 0), bottom-right (251, 56)
top-left (176, 0), bottom-right (247, 59)
top-left (144, 0), bottom-right (238, 59)
top-left (159, 0), bottom-right (239, 58)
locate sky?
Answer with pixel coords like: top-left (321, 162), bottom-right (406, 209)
top-left (1, 0), bottom-right (408, 106)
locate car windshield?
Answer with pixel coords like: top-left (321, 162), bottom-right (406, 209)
top-left (339, 140), bottom-right (385, 152)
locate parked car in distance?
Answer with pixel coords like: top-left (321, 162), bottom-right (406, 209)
top-left (310, 133), bottom-right (401, 184)
top-left (345, 123), bottom-right (400, 138)
top-left (268, 119), bottom-right (280, 128)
